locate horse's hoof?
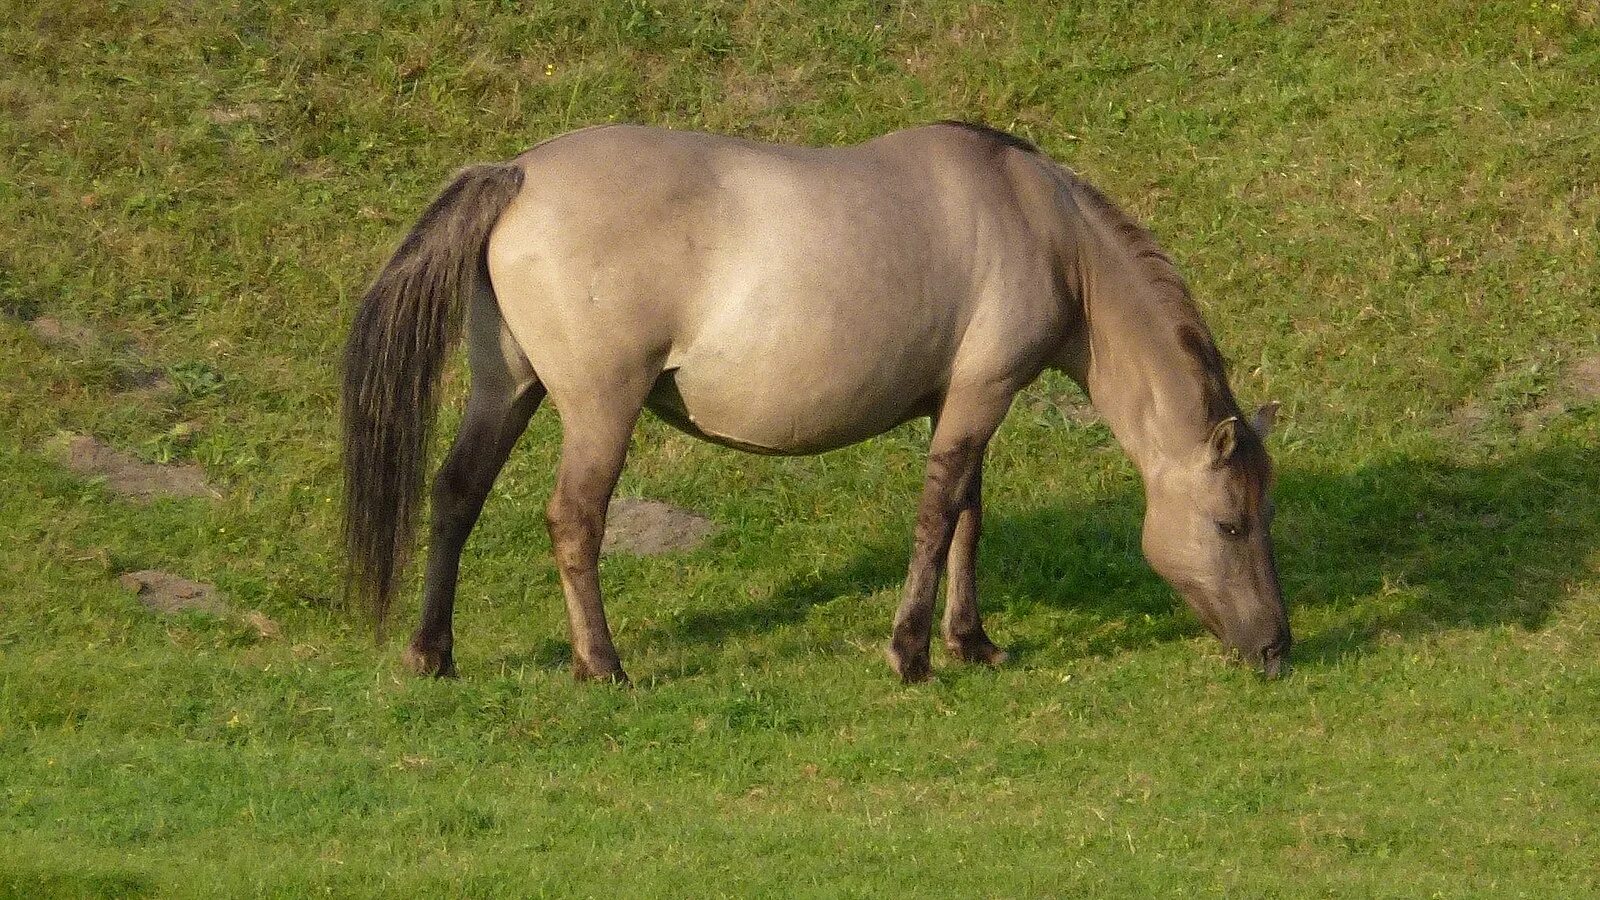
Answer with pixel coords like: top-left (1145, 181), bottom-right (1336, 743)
top-left (946, 635), bottom-right (1009, 667)
top-left (573, 657), bottom-right (630, 685)
top-left (402, 645), bottom-right (458, 678)
top-left (887, 643), bottom-right (933, 684)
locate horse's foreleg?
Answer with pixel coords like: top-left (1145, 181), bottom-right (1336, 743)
top-left (942, 464), bottom-right (1008, 666)
top-left (547, 400), bottom-right (642, 683)
top-left (405, 380), bottom-right (544, 677)
top-left (888, 388), bottom-right (1013, 682)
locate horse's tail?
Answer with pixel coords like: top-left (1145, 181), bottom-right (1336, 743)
top-left (341, 163), bottom-right (526, 629)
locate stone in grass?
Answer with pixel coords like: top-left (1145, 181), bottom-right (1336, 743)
top-left (601, 498), bottom-right (717, 556)
top-left (119, 570), bottom-right (231, 617)
top-left (56, 433), bottom-right (219, 503)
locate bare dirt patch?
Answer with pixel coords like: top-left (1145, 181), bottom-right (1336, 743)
top-left (119, 570), bottom-right (230, 616)
top-left (602, 498), bottom-right (717, 556)
top-left (242, 610), bottom-right (282, 639)
top-left (1017, 380), bottom-right (1098, 428)
top-left (117, 571), bottom-right (281, 637)
top-left (1516, 352), bottom-right (1600, 432)
top-left (53, 433), bottom-right (219, 503)
top-left (1447, 399), bottom-right (1494, 436)
top-left (205, 102), bottom-right (264, 125)
top-left (28, 316), bottom-right (97, 350)
top-left (27, 315), bottom-right (171, 393)
top-left (1563, 352), bottom-right (1600, 399)
top-left (114, 368), bottom-right (173, 393)
top-left (1452, 351), bottom-right (1600, 437)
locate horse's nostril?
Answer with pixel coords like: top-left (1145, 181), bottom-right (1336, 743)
top-left (1260, 640), bottom-right (1290, 679)
top-left (1262, 654), bottom-right (1282, 679)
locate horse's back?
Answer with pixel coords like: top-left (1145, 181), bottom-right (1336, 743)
top-left (486, 124), bottom-right (1068, 453)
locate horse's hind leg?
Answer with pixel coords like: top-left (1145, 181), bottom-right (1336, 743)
top-left (404, 294), bottom-right (543, 677)
top-left (545, 392), bottom-right (648, 683)
top-left (942, 464), bottom-right (1008, 666)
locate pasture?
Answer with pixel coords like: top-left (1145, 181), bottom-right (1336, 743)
top-left (3, 1), bottom-right (1599, 895)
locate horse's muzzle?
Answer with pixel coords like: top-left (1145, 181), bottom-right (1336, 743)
top-left (1257, 637), bottom-right (1291, 679)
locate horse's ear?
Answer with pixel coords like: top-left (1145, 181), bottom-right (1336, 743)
top-left (1207, 416), bottom-right (1240, 466)
top-left (1252, 402), bottom-right (1280, 440)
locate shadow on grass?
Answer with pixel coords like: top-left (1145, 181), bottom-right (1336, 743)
top-left (494, 635), bottom-right (575, 675)
top-left (643, 439), bottom-right (1600, 670)
top-left (1269, 441), bottom-right (1599, 666)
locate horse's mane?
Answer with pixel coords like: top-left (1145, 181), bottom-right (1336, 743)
top-left (938, 120), bottom-right (1252, 436)
top-left (934, 119), bottom-right (1044, 155)
top-left (1062, 175), bottom-right (1194, 319)
top-left (1073, 176), bottom-right (1253, 434)
top-left (936, 121), bottom-right (1196, 319)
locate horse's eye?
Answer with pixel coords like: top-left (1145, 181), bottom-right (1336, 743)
top-left (1217, 521), bottom-right (1245, 538)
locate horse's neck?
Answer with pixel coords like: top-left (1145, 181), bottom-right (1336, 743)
top-left (1072, 242), bottom-right (1218, 477)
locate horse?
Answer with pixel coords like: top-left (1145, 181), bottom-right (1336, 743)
top-left (342, 121), bottom-right (1290, 684)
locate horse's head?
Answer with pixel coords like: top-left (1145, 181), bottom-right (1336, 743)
top-left (1139, 403), bottom-right (1290, 676)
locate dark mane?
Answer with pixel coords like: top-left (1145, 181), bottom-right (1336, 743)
top-left (1065, 169), bottom-right (1255, 440)
top-left (1065, 175), bottom-right (1194, 317)
top-left (933, 120), bottom-right (1253, 441)
top-left (935, 120), bottom-right (1043, 155)
top-left (936, 122), bottom-right (1198, 333)
top-left (1177, 322), bottom-right (1251, 439)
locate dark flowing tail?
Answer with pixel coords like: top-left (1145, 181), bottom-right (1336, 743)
top-left (341, 163), bottom-right (526, 629)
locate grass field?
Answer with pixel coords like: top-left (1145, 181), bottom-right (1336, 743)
top-left (4, 0), bottom-right (1600, 895)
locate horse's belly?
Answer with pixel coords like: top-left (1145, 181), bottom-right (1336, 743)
top-left (647, 355), bottom-right (937, 456)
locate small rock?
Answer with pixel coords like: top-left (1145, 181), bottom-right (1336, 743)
top-left (119, 570), bottom-right (230, 617)
top-left (55, 433), bottom-right (218, 503)
top-left (602, 498), bottom-right (717, 556)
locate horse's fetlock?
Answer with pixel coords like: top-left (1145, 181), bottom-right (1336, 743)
top-left (573, 655), bottom-right (628, 684)
top-left (945, 631), bottom-right (1009, 666)
top-left (402, 643), bottom-right (458, 678)
top-left (887, 634), bottom-right (933, 683)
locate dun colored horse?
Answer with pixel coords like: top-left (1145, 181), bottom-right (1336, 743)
top-left (342, 122), bottom-right (1290, 684)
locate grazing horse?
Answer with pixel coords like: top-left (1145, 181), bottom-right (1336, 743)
top-left (342, 121), bottom-right (1290, 684)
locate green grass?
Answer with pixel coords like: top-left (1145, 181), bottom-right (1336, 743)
top-left (4, 0), bottom-right (1600, 895)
